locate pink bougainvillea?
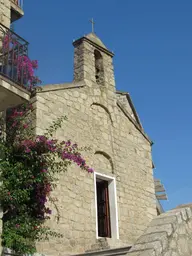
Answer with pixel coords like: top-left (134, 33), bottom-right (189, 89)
top-left (16, 55), bottom-right (41, 88)
top-left (0, 104), bottom-right (93, 254)
top-left (2, 31), bottom-right (41, 90)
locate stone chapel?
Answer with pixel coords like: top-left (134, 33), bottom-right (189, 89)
top-left (32, 32), bottom-right (158, 255)
top-left (0, 1), bottom-right (170, 256)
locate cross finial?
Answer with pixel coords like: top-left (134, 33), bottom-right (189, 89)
top-left (90, 18), bottom-right (95, 33)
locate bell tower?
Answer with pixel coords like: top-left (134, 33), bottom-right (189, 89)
top-left (73, 32), bottom-right (116, 91)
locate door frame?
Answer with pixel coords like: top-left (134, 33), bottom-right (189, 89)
top-left (94, 172), bottom-right (119, 239)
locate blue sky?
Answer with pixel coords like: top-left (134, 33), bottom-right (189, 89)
top-left (15, 1), bottom-right (192, 211)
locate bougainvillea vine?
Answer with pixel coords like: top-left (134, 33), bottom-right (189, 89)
top-left (0, 104), bottom-right (93, 254)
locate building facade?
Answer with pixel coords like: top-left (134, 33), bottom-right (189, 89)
top-left (0, 1), bottom-right (160, 255)
top-left (33, 33), bottom-right (157, 255)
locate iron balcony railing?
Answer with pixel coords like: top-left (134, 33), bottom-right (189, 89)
top-left (0, 23), bottom-right (29, 88)
top-left (11, 0), bottom-right (24, 10)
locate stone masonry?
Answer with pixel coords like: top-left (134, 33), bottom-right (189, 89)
top-left (31, 33), bottom-right (157, 255)
top-left (0, 0), bottom-right (10, 28)
top-left (126, 205), bottom-right (192, 256)
top-left (0, 0), bottom-right (10, 59)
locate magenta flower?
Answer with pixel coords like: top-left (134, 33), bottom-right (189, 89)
top-left (23, 123), bottom-right (28, 129)
top-left (88, 168), bottom-right (94, 173)
top-left (25, 147), bottom-right (31, 153)
top-left (41, 169), bottom-right (47, 173)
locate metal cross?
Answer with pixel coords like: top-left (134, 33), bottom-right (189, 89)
top-left (90, 18), bottom-right (95, 33)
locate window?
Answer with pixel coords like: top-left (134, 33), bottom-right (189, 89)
top-left (94, 50), bottom-right (104, 85)
top-left (94, 172), bottom-right (119, 239)
top-left (96, 179), bottom-right (111, 237)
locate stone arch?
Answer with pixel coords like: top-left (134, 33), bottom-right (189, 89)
top-left (90, 103), bottom-right (113, 125)
top-left (94, 151), bottom-right (114, 174)
top-left (94, 49), bottom-right (104, 85)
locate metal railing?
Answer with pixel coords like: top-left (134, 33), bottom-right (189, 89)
top-left (11, 0), bottom-right (24, 10)
top-left (0, 23), bottom-right (29, 88)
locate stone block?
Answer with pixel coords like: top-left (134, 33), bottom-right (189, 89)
top-left (145, 224), bottom-right (173, 236)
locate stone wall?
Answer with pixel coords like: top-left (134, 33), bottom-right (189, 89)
top-left (32, 80), bottom-right (156, 255)
top-left (127, 205), bottom-right (192, 256)
top-left (0, 0), bottom-right (10, 27)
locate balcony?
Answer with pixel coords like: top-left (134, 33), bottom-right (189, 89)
top-left (0, 23), bottom-right (30, 111)
top-left (11, 0), bottom-right (24, 22)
